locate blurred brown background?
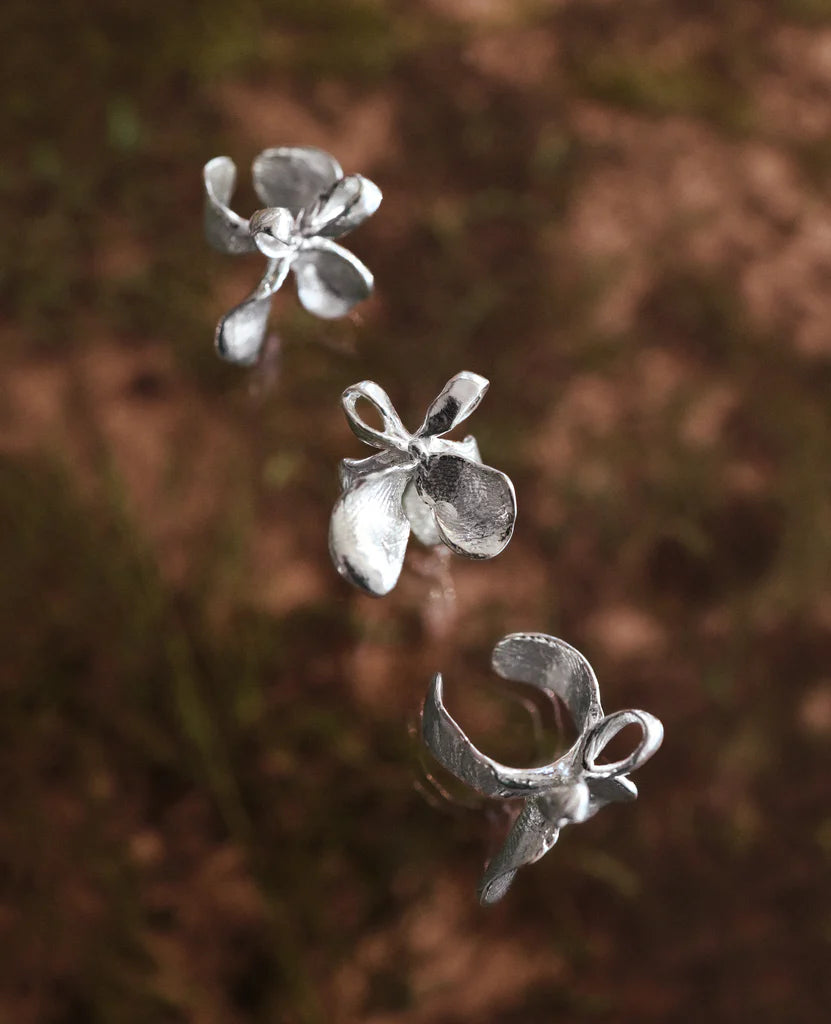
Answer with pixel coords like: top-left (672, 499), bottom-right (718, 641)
top-left (2, 1), bottom-right (831, 1022)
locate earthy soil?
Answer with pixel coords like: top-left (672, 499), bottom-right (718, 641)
top-left (1, 2), bottom-right (830, 1022)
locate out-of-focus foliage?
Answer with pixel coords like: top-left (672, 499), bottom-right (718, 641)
top-left (2, 1), bottom-right (831, 1022)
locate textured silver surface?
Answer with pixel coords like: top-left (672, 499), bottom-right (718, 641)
top-left (203, 147), bottom-right (381, 365)
top-left (329, 372), bottom-right (517, 596)
top-left (422, 633), bottom-right (664, 904)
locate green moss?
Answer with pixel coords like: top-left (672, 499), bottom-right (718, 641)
top-left (575, 59), bottom-right (753, 133)
top-left (777, 0), bottom-right (831, 23)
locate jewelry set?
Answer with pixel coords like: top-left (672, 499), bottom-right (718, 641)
top-left (204, 145), bottom-right (664, 904)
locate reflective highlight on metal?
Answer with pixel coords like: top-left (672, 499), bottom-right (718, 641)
top-left (329, 372), bottom-right (517, 597)
top-left (204, 146), bottom-right (382, 365)
top-left (422, 633), bottom-right (664, 904)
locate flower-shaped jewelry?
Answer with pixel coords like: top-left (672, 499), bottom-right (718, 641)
top-left (422, 633), bottom-right (663, 904)
top-left (329, 371), bottom-right (517, 597)
top-left (203, 146), bottom-right (382, 365)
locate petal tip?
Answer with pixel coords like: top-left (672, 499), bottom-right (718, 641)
top-left (334, 555), bottom-right (393, 597)
top-left (214, 293), bottom-right (273, 366)
top-left (477, 869), bottom-right (516, 906)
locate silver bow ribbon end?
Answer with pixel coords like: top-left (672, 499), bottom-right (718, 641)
top-left (329, 372), bottom-right (517, 596)
top-left (204, 146), bottom-right (382, 365)
top-left (422, 633), bottom-right (664, 904)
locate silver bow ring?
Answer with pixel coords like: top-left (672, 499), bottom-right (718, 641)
top-left (422, 633), bottom-right (664, 904)
top-left (203, 146), bottom-right (382, 365)
top-left (329, 371), bottom-right (517, 596)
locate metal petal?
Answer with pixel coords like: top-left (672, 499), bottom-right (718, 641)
top-left (491, 634), bottom-right (603, 735)
top-left (341, 380), bottom-right (412, 451)
top-left (453, 435), bottom-right (482, 463)
top-left (252, 146), bottom-right (342, 214)
top-left (329, 459), bottom-right (412, 597)
top-left (582, 710), bottom-right (664, 779)
top-left (301, 174), bottom-right (382, 239)
top-left (587, 775), bottom-right (638, 812)
top-left (415, 453), bottom-right (516, 559)
top-left (478, 800), bottom-right (561, 905)
top-left (292, 238), bottom-right (374, 318)
top-left (339, 448), bottom-right (408, 491)
top-left (203, 157), bottom-right (256, 255)
top-left (403, 478), bottom-right (442, 546)
top-left (404, 436), bottom-right (480, 545)
top-left (215, 260), bottom-right (290, 366)
top-left (417, 371), bottom-right (490, 438)
top-left (421, 673), bottom-right (569, 798)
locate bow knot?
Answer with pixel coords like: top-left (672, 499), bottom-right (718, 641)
top-left (341, 380), bottom-right (413, 454)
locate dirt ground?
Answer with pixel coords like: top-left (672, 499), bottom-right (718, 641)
top-left (2, 2), bottom-right (830, 1022)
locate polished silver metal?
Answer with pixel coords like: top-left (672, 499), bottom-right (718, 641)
top-left (329, 372), bottom-right (517, 597)
top-left (204, 146), bottom-right (382, 365)
top-left (422, 633), bottom-right (664, 904)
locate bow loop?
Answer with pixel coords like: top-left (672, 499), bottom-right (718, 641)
top-left (582, 710), bottom-right (664, 779)
top-left (341, 381), bottom-right (412, 452)
top-left (416, 371), bottom-right (490, 438)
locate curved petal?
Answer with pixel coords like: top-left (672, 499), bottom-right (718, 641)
top-left (587, 774), bottom-right (638, 812)
top-left (404, 431), bottom-right (484, 545)
top-left (339, 448), bottom-right (407, 490)
top-left (216, 295), bottom-right (271, 366)
top-left (215, 260), bottom-right (290, 366)
top-left (403, 478), bottom-right (442, 546)
top-left (490, 634), bottom-right (603, 734)
top-left (417, 372), bottom-right (490, 438)
top-left (455, 434), bottom-right (481, 463)
top-left (329, 459), bottom-right (412, 597)
top-left (478, 800), bottom-right (561, 905)
top-left (421, 674), bottom-right (569, 798)
top-left (427, 433), bottom-right (482, 463)
top-left (415, 453), bottom-right (516, 559)
top-left (252, 146), bottom-right (342, 214)
top-left (292, 238), bottom-right (374, 318)
top-left (203, 157), bottom-right (256, 254)
top-left (582, 710), bottom-right (664, 779)
top-left (301, 175), bottom-right (382, 239)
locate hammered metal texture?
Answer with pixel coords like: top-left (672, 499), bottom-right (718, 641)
top-left (203, 147), bottom-right (381, 365)
top-left (421, 633), bottom-right (663, 903)
top-left (329, 372), bottom-right (517, 596)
